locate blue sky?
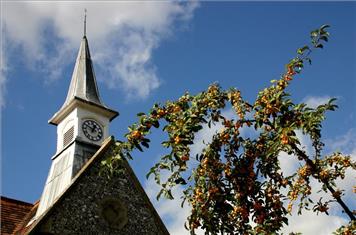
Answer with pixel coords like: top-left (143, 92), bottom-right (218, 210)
top-left (1, 2), bottom-right (355, 234)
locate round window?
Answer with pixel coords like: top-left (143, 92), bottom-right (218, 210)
top-left (98, 197), bottom-right (128, 229)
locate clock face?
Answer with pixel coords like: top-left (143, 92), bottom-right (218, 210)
top-left (82, 120), bottom-right (103, 141)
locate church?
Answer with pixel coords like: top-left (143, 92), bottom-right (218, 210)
top-left (1, 19), bottom-right (169, 235)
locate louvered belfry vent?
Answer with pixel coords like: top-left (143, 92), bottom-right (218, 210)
top-left (63, 126), bottom-right (74, 147)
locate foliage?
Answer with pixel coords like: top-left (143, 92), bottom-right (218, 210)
top-left (103, 25), bottom-right (355, 234)
top-left (333, 220), bottom-right (356, 235)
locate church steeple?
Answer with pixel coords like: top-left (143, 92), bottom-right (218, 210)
top-left (49, 15), bottom-right (118, 125)
top-left (63, 9), bottom-right (103, 107)
top-left (36, 14), bottom-right (118, 218)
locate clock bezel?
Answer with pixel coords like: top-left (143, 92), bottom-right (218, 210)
top-left (82, 119), bottom-right (103, 142)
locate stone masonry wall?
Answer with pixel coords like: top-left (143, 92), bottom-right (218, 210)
top-left (34, 146), bottom-right (169, 235)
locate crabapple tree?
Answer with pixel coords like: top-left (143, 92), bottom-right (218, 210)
top-left (103, 25), bottom-right (355, 234)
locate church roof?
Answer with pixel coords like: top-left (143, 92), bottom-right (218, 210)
top-left (0, 196), bottom-right (34, 235)
top-left (13, 201), bottom-right (39, 235)
top-left (49, 36), bottom-right (118, 125)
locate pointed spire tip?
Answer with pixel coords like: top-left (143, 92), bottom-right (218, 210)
top-left (84, 8), bottom-right (87, 38)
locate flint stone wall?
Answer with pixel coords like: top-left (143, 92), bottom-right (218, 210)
top-left (34, 146), bottom-right (169, 235)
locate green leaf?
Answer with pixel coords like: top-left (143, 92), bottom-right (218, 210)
top-left (320, 24), bottom-right (330, 30)
top-left (141, 141), bottom-right (149, 148)
top-left (137, 112), bottom-right (146, 117)
top-left (311, 30), bottom-right (318, 38)
top-left (315, 43), bottom-right (324, 49)
top-left (282, 217), bottom-right (289, 225)
top-left (161, 141), bottom-right (171, 148)
top-left (165, 189), bottom-right (174, 200)
top-left (191, 125), bottom-right (203, 132)
top-left (155, 173), bottom-right (161, 184)
top-left (175, 177), bottom-right (187, 185)
top-left (297, 46), bottom-right (310, 54)
top-left (328, 98), bottom-right (337, 104)
top-left (146, 172), bottom-right (152, 179)
top-left (134, 142), bottom-right (143, 152)
top-left (319, 35), bottom-right (328, 42)
top-left (181, 197), bottom-right (187, 208)
top-left (156, 189), bottom-right (164, 201)
top-left (146, 164), bottom-right (158, 179)
top-left (152, 120), bottom-right (160, 128)
top-left (159, 163), bottom-right (170, 170)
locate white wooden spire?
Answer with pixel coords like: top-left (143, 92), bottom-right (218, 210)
top-left (64, 36), bottom-right (103, 106)
top-left (49, 30), bottom-right (118, 125)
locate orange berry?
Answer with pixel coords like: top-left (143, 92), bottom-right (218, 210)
top-left (173, 105), bottom-right (181, 113)
top-left (220, 132), bottom-right (230, 142)
top-left (287, 203), bottom-right (293, 213)
top-left (157, 109), bottom-right (166, 117)
top-left (224, 167), bottom-right (231, 176)
top-left (284, 75), bottom-right (293, 81)
top-left (224, 120), bottom-right (231, 127)
top-left (174, 136), bottom-right (181, 144)
top-left (319, 205), bottom-right (329, 212)
top-left (131, 130), bottom-right (142, 139)
top-left (235, 122), bottom-right (241, 129)
top-left (181, 155), bottom-right (189, 161)
top-left (281, 134), bottom-right (289, 144)
top-left (287, 66), bottom-right (296, 75)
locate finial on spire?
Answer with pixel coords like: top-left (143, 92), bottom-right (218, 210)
top-left (84, 8), bottom-right (87, 37)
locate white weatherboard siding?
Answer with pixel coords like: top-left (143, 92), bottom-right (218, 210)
top-left (36, 145), bottom-right (74, 216)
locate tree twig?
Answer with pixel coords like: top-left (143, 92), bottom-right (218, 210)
top-left (291, 143), bottom-right (355, 221)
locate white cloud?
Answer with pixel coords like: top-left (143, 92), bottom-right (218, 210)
top-left (0, 46), bottom-right (7, 108)
top-left (2, 1), bottom-right (199, 101)
top-left (325, 128), bottom-right (356, 153)
top-left (302, 95), bottom-right (332, 109)
top-left (281, 210), bottom-right (347, 234)
top-left (190, 115), bottom-right (224, 157)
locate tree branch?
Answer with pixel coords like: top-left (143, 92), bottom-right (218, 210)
top-left (290, 143), bottom-right (355, 221)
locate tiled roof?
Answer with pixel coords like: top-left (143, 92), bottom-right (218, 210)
top-left (1, 196), bottom-right (33, 235)
top-left (13, 201), bottom-right (39, 235)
